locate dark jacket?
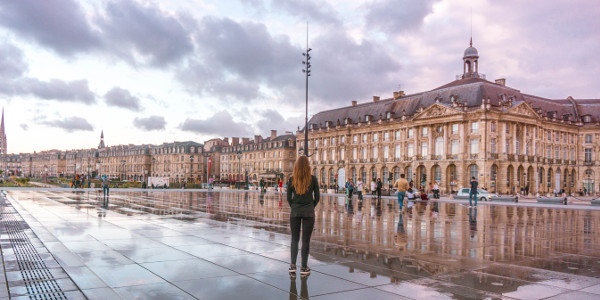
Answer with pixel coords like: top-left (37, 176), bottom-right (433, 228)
top-left (287, 175), bottom-right (320, 217)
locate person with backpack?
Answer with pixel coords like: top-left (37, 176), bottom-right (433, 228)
top-left (287, 156), bottom-right (320, 277)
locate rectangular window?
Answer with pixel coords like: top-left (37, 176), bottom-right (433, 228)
top-left (585, 148), bottom-right (592, 162)
top-left (452, 124), bottom-right (458, 134)
top-left (505, 139), bottom-right (510, 154)
top-left (341, 149), bottom-right (345, 159)
top-left (353, 135), bottom-right (358, 144)
top-left (332, 137), bottom-right (335, 145)
top-left (555, 147), bottom-right (559, 159)
top-left (586, 134), bottom-right (593, 143)
top-left (408, 129), bottom-right (414, 139)
top-left (563, 148), bottom-right (567, 160)
top-left (547, 146), bottom-right (551, 159)
top-left (331, 149), bottom-right (335, 161)
top-left (471, 122), bottom-right (479, 133)
top-left (373, 133), bottom-right (378, 142)
top-left (407, 143), bottom-right (414, 157)
top-left (384, 132), bottom-right (389, 141)
top-left (372, 146), bottom-right (378, 159)
top-left (451, 140), bottom-right (458, 155)
top-left (362, 134), bottom-right (367, 143)
top-left (341, 136), bottom-right (345, 144)
top-left (353, 148), bottom-right (357, 159)
top-left (547, 131), bottom-right (551, 141)
top-left (395, 131), bottom-right (400, 140)
top-left (470, 139), bottom-right (479, 154)
top-left (491, 122), bottom-right (496, 132)
top-left (571, 148), bottom-right (575, 161)
top-left (395, 145), bottom-right (400, 158)
top-left (491, 139), bottom-right (496, 154)
top-left (421, 127), bottom-right (428, 137)
top-left (362, 148), bottom-right (367, 159)
top-left (421, 142), bottom-right (428, 157)
top-left (506, 123), bottom-right (510, 134)
top-left (384, 146), bottom-right (389, 159)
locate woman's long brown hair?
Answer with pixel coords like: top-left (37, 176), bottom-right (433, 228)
top-left (292, 155), bottom-right (311, 195)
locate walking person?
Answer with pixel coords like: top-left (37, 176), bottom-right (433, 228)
top-left (433, 181), bottom-right (440, 199)
top-left (279, 178), bottom-right (283, 194)
top-left (347, 179), bottom-right (354, 200)
top-left (393, 174), bottom-right (409, 212)
top-left (101, 176), bottom-right (110, 207)
top-left (356, 178), bottom-right (364, 201)
top-left (469, 176), bottom-right (478, 207)
top-left (287, 156), bottom-right (320, 276)
top-left (376, 178), bottom-right (383, 199)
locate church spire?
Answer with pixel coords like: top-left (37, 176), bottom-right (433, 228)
top-left (0, 108), bottom-right (6, 155)
top-left (98, 130), bottom-right (105, 149)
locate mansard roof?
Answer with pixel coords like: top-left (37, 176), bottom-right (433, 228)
top-left (308, 76), bottom-right (600, 127)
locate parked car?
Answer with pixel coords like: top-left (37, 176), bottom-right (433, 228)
top-left (456, 188), bottom-right (497, 202)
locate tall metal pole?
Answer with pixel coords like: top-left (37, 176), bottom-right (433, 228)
top-left (302, 23), bottom-right (312, 157)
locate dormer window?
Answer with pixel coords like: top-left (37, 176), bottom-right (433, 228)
top-left (344, 118), bottom-right (349, 125)
top-left (563, 114), bottom-right (570, 121)
top-left (386, 112), bottom-right (392, 119)
top-left (365, 115), bottom-right (370, 122)
top-left (583, 115), bottom-right (592, 123)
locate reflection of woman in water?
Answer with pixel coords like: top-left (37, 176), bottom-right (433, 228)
top-left (289, 275), bottom-right (309, 299)
top-left (287, 155), bottom-right (320, 276)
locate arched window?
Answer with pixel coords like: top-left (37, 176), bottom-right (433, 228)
top-left (393, 167), bottom-right (400, 182)
top-left (382, 167), bottom-right (388, 185)
top-left (469, 164), bottom-right (478, 180)
top-left (433, 165), bottom-right (441, 183)
top-left (351, 168), bottom-right (357, 183)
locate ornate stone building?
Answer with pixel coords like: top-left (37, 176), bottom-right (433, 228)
top-left (220, 131), bottom-right (296, 184)
top-left (299, 41), bottom-right (600, 195)
top-left (149, 141), bottom-right (204, 183)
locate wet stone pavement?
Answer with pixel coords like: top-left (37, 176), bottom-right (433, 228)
top-left (1, 189), bottom-right (600, 299)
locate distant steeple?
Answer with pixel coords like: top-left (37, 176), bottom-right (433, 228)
top-left (98, 130), bottom-right (105, 149)
top-left (0, 108), bottom-right (6, 155)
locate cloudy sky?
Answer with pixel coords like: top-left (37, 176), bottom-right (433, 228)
top-left (1, 0), bottom-right (598, 154)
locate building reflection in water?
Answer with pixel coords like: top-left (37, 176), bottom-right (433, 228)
top-left (15, 190), bottom-right (600, 296)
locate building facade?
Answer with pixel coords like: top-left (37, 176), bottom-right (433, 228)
top-left (220, 130), bottom-right (297, 184)
top-left (299, 42), bottom-right (600, 195)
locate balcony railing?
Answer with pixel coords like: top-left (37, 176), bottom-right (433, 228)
top-left (430, 155), bottom-right (441, 160)
top-left (518, 155), bottom-right (525, 162)
top-left (584, 161), bottom-right (595, 166)
top-left (470, 154), bottom-right (478, 159)
top-left (527, 155), bottom-right (535, 163)
top-left (571, 160), bottom-right (577, 165)
top-left (490, 153), bottom-right (499, 160)
top-left (507, 154), bottom-right (515, 161)
top-left (446, 154), bottom-right (458, 160)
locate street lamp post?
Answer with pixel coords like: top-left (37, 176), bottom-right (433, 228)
top-left (300, 24), bottom-right (316, 158)
top-left (121, 159), bottom-right (126, 181)
top-left (190, 155), bottom-right (194, 184)
top-left (236, 151), bottom-right (242, 188)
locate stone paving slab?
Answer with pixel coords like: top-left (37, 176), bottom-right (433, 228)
top-left (1, 189), bottom-right (600, 299)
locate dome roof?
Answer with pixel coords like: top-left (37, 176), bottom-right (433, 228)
top-left (464, 46), bottom-right (478, 58)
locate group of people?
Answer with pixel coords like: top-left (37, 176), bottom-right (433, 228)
top-left (71, 174), bottom-right (91, 188)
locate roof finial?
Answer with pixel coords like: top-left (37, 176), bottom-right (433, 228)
top-left (470, 37), bottom-right (472, 47)
top-left (470, 7), bottom-right (473, 46)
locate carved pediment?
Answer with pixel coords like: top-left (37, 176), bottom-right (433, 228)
top-left (508, 102), bottom-right (540, 119)
top-left (414, 103), bottom-right (462, 120)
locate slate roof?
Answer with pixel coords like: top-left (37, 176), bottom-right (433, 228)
top-left (308, 76), bottom-right (600, 126)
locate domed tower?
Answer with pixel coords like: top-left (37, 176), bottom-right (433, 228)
top-left (462, 38), bottom-right (480, 79)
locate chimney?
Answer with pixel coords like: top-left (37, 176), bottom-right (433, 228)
top-left (223, 137), bottom-right (229, 145)
top-left (241, 137), bottom-right (250, 144)
top-left (270, 130), bottom-right (277, 139)
top-left (284, 131), bottom-right (292, 135)
top-left (399, 91), bottom-right (405, 97)
top-left (232, 137), bottom-right (239, 146)
top-left (393, 92), bottom-right (399, 99)
top-left (373, 96), bottom-right (380, 102)
top-left (352, 100), bottom-right (357, 106)
top-left (495, 78), bottom-right (506, 86)
top-left (254, 135), bottom-right (261, 143)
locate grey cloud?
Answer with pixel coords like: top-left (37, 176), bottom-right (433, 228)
top-left (17, 78), bottom-right (96, 104)
top-left (364, 0), bottom-right (440, 34)
top-left (178, 17), bottom-right (299, 100)
top-left (256, 109), bottom-right (302, 134)
top-left (310, 31), bottom-right (402, 104)
top-left (42, 116), bottom-right (94, 132)
top-left (0, 41), bottom-right (27, 78)
top-left (105, 87), bottom-right (142, 111)
top-left (271, 0), bottom-right (340, 25)
top-left (180, 111), bottom-right (252, 137)
top-left (98, 0), bottom-right (194, 66)
top-left (0, 0), bottom-right (99, 55)
top-left (133, 116), bottom-right (166, 131)
top-left (19, 124), bottom-right (28, 131)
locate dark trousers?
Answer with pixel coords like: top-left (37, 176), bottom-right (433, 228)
top-left (290, 216), bottom-right (315, 268)
top-left (103, 186), bottom-right (109, 197)
top-left (377, 188), bottom-right (382, 199)
top-left (348, 189), bottom-right (353, 199)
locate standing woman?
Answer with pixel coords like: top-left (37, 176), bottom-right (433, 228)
top-left (287, 155), bottom-right (320, 276)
